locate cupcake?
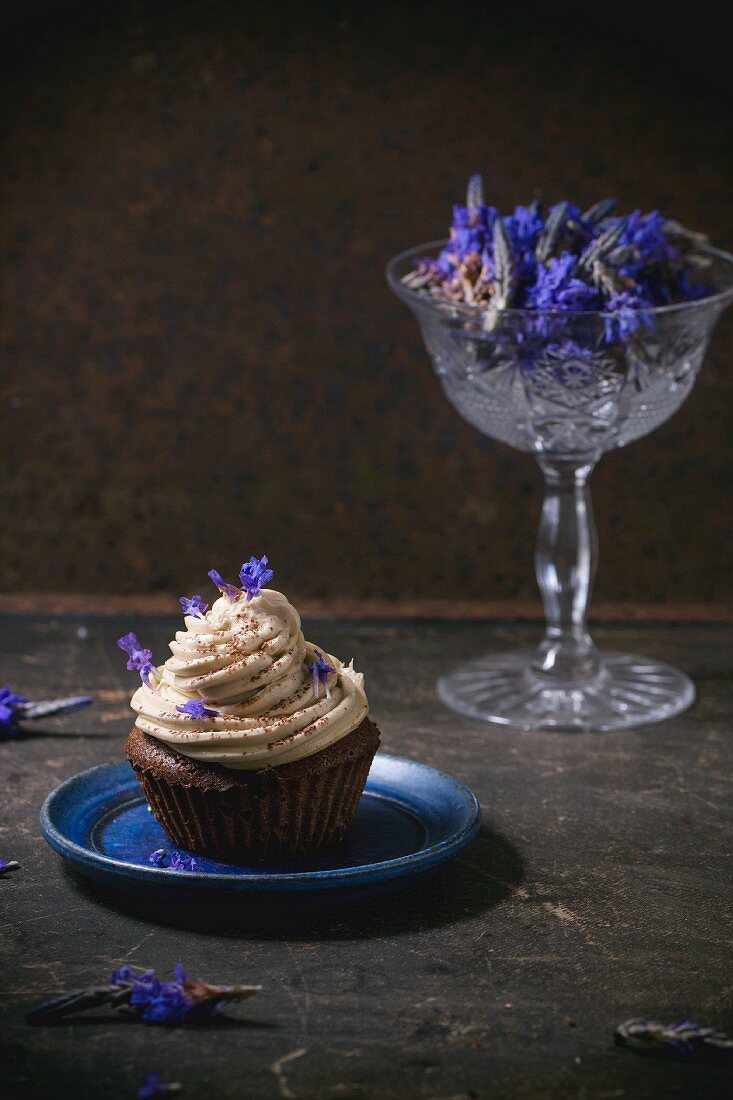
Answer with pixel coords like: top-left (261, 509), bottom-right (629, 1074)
top-left (118, 556), bottom-right (380, 862)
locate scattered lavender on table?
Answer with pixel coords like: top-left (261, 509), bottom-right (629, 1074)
top-left (403, 175), bottom-right (710, 339)
top-left (26, 964), bottom-right (261, 1027)
top-left (309, 651), bottom-right (336, 700)
top-left (239, 555), bottom-right (274, 601)
top-left (137, 1074), bottom-right (183, 1098)
top-left (0, 859), bottom-right (20, 877)
top-left (18, 695), bottom-right (94, 720)
top-left (1, 685), bottom-right (93, 740)
top-left (179, 595), bottom-right (208, 619)
top-left (175, 697), bottom-right (220, 720)
top-left (615, 1018), bottom-right (733, 1063)
top-left (0, 686), bottom-right (28, 738)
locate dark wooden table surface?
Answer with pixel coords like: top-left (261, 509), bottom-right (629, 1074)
top-left (2, 613), bottom-right (732, 1099)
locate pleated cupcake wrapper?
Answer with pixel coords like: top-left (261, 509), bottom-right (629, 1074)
top-left (134, 747), bottom-right (376, 862)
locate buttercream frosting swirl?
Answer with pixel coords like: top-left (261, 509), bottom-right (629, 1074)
top-left (130, 589), bottom-right (368, 770)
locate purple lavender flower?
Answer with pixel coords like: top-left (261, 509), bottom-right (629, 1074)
top-left (0, 686), bottom-right (27, 739)
top-left (175, 697), bottom-right (219, 720)
top-left (111, 964), bottom-right (193, 1024)
top-left (27, 964), bottom-right (261, 1026)
top-left (309, 651), bottom-right (336, 700)
top-left (208, 569), bottom-right (241, 599)
top-left (239, 555), bottom-right (274, 601)
top-left (118, 633), bottom-right (153, 672)
top-left (604, 289), bottom-right (653, 342)
top-left (0, 859), bottom-right (20, 877)
top-left (527, 253), bottom-right (601, 312)
top-left (140, 663), bottom-right (159, 689)
top-left (504, 203), bottom-right (546, 281)
top-left (676, 268), bottom-right (710, 302)
top-left (614, 210), bottom-right (671, 269)
top-left (405, 179), bottom-right (711, 324)
top-left (148, 849), bottom-right (167, 867)
top-left (170, 852), bottom-right (197, 872)
top-left (137, 1074), bottom-right (182, 1099)
top-left (179, 595), bottom-right (208, 620)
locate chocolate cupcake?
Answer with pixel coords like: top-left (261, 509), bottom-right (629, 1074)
top-left (118, 557), bottom-right (380, 862)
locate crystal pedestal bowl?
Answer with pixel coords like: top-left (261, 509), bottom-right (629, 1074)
top-left (388, 242), bottom-right (733, 731)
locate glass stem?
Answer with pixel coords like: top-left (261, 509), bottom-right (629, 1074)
top-left (532, 456), bottom-right (601, 682)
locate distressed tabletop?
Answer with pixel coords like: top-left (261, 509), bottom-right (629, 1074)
top-left (1, 614), bottom-right (731, 1099)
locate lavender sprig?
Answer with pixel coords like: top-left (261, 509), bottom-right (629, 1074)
top-left (18, 696), bottom-right (94, 721)
top-left (26, 964), bottom-right (261, 1027)
top-left (0, 859), bottom-right (20, 877)
top-left (404, 179), bottom-right (710, 336)
top-left (615, 1018), bottom-right (733, 1063)
top-left (535, 201), bottom-right (570, 262)
top-left (466, 172), bottom-right (484, 212)
top-left (138, 1074), bottom-right (183, 1099)
top-left (491, 216), bottom-right (515, 311)
top-left (1, 686), bottom-right (93, 740)
top-left (581, 197), bottom-right (618, 227)
top-left (576, 217), bottom-right (629, 277)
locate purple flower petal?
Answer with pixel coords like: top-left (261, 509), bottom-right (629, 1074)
top-left (308, 651), bottom-right (336, 700)
top-left (238, 555), bottom-right (274, 602)
top-left (0, 686), bottom-right (27, 740)
top-left (170, 853), bottom-right (197, 872)
top-left (180, 595), bottom-right (208, 620)
top-left (118, 633), bottom-right (154, 672)
top-left (175, 697), bottom-right (219, 720)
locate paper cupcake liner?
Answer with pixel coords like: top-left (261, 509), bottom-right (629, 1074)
top-left (133, 738), bottom-right (377, 863)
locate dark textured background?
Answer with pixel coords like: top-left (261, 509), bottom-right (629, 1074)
top-left (2, 1), bottom-right (732, 607)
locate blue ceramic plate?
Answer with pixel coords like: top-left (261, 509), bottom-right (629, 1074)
top-left (40, 754), bottom-right (481, 913)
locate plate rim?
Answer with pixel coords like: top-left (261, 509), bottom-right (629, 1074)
top-left (40, 753), bottom-right (481, 890)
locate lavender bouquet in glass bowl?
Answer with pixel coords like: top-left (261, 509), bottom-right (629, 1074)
top-left (387, 177), bottom-right (733, 731)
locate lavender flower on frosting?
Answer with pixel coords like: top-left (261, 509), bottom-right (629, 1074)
top-left (175, 697), bottom-right (219, 720)
top-left (239, 555), bottom-right (274, 601)
top-left (403, 175), bottom-right (710, 339)
top-left (179, 595), bottom-right (208, 619)
top-left (118, 633), bottom-right (159, 688)
top-left (118, 633), bottom-right (153, 671)
top-left (208, 569), bottom-right (241, 599)
top-left (309, 651), bottom-right (336, 700)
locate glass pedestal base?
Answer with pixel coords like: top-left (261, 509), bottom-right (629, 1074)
top-left (437, 651), bottom-right (695, 732)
